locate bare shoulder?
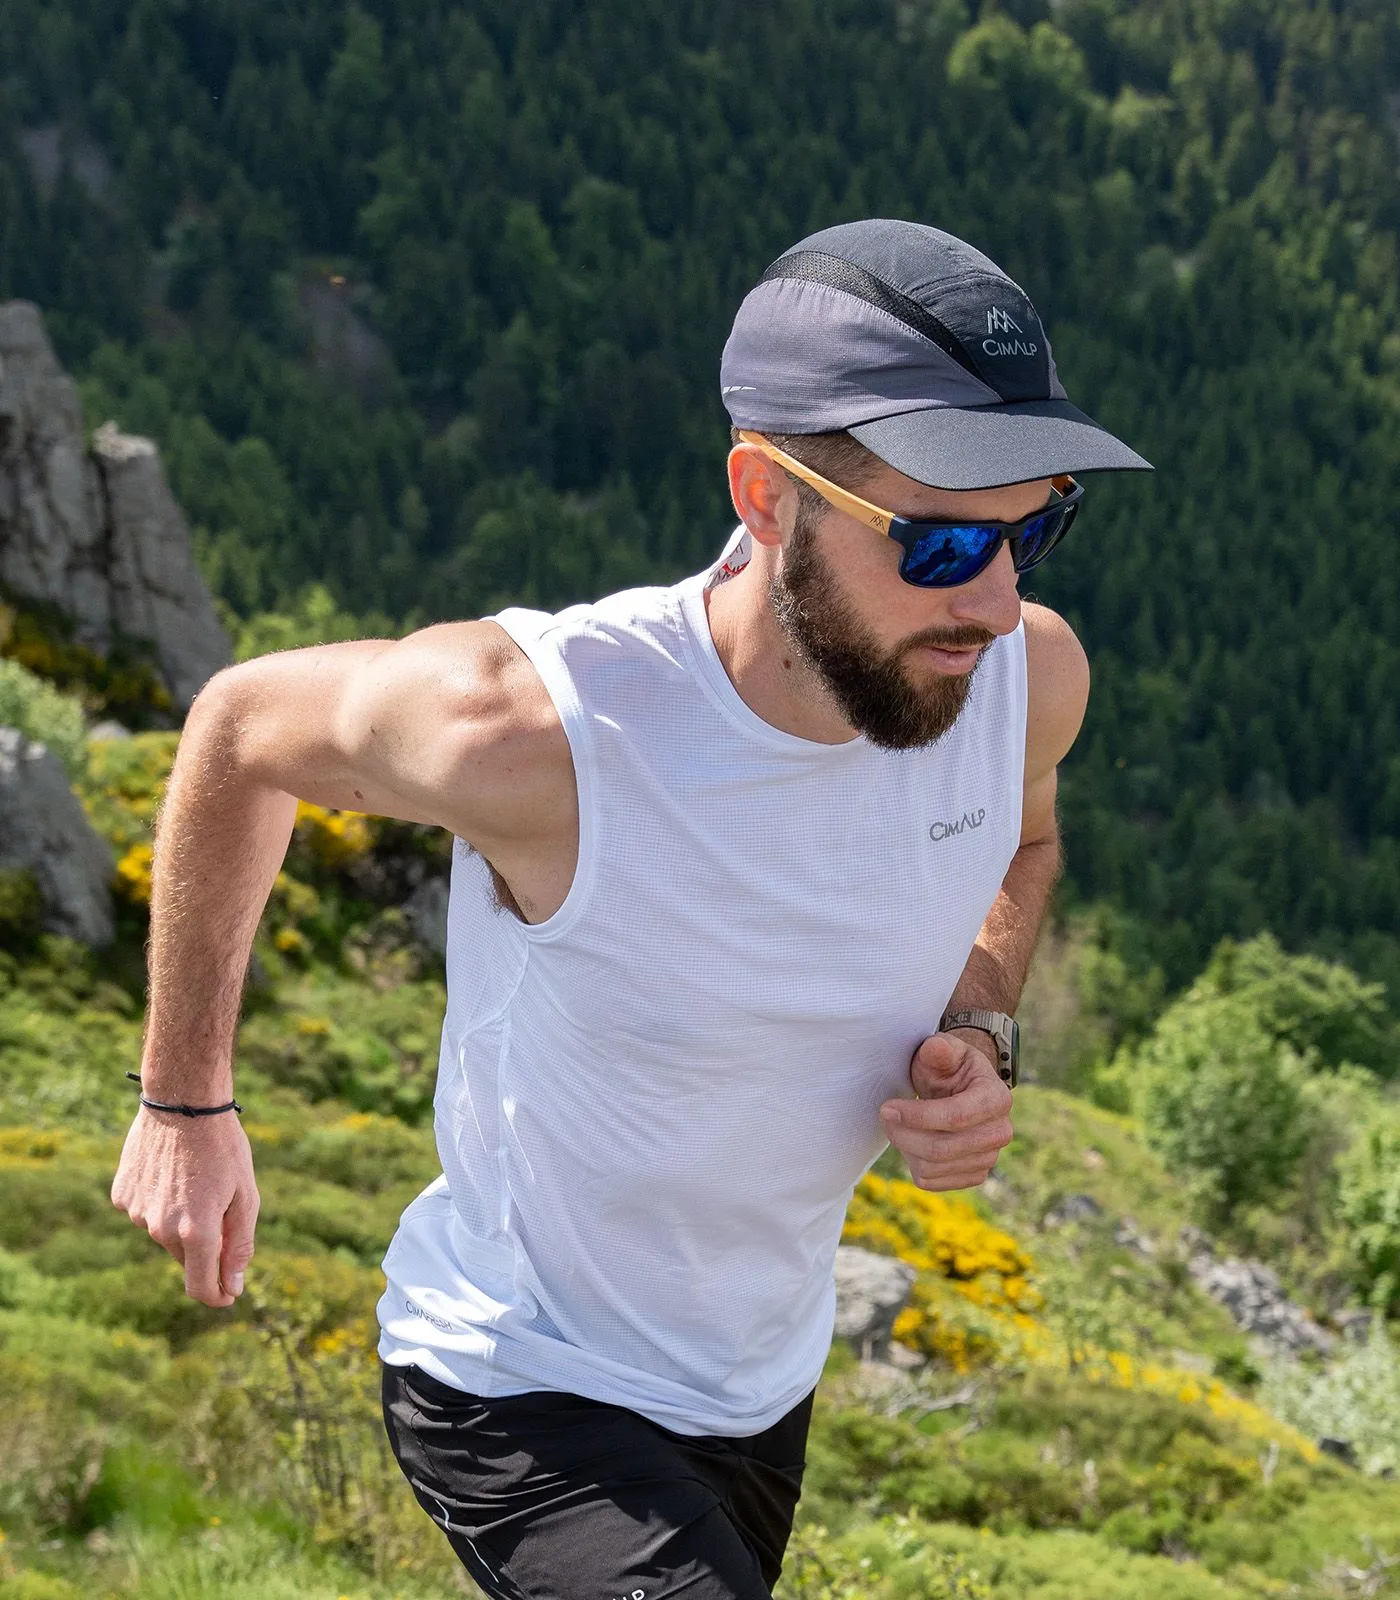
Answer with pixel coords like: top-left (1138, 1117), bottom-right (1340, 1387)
top-left (1020, 602), bottom-right (1090, 779)
top-left (344, 618), bottom-right (573, 847)
top-left (224, 618), bottom-right (573, 850)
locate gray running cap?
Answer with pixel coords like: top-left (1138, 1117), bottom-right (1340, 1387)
top-left (720, 218), bottom-right (1153, 490)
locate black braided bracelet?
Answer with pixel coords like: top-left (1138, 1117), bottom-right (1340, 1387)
top-left (125, 1071), bottom-right (243, 1117)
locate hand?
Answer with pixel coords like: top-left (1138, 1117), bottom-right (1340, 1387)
top-left (879, 1030), bottom-right (1014, 1191)
top-left (110, 1105), bottom-right (260, 1307)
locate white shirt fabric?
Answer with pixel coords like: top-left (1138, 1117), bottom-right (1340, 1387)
top-left (376, 536), bottom-right (1027, 1436)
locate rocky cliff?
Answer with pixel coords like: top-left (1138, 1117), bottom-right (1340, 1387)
top-left (0, 301), bottom-right (231, 713)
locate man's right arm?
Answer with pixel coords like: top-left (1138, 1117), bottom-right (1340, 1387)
top-left (110, 621), bottom-right (571, 1308)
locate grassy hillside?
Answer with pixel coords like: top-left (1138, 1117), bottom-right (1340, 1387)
top-left (1, 711), bottom-right (1399, 1597)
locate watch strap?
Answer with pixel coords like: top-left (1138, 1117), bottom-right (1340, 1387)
top-left (939, 1008), bottom-right (1018, 1088)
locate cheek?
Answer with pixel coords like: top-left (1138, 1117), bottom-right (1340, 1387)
top-left (829, 527), bottom-right (957, 640)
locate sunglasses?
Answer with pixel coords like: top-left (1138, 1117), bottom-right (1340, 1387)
top-left (737, 430), bottom-right (1083, 589)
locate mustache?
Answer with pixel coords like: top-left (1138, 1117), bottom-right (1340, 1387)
top-left (900, 625), bottom-right (998, 653)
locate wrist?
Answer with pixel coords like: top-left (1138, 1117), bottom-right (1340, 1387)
top-left (945, 1025), bottom-right (1000, 1069)
top-left (940, 1007), bottom-right (1020, 1087)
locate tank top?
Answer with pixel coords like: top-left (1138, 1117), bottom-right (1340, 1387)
top-left (376, 531), bottom-right (1027, 1436)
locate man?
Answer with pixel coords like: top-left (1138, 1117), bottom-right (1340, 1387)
top-left (111, 219), bottom-right (1151, 1598)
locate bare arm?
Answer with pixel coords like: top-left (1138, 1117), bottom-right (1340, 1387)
top-left (880, 604), bottom-right (1090, 1189)
top-left (112, 623), bottom-right (573, 1306)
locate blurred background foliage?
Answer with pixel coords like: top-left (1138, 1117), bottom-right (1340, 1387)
top-left (5, 0), bottom-right (1400, 1593)
top-left (0, 717), bottom-right (1395, 1591)
top-left (2, 0), bottom-right (1400, 995)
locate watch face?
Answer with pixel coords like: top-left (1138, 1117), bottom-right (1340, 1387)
top-left (1001, 1018), bottom-right (1020, 1089)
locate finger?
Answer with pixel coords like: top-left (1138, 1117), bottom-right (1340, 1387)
top-left (911, 1165), bottom-right (1000, 1192)
top-left (181, 1226), bottom-right (229, 1307)
top-left (884, 1081), bottom-right (1012, 1136)
top-left (885, 1121), bottom-right (1013, 1165)
top-left (219, 1185), bottom-right (260, 1300)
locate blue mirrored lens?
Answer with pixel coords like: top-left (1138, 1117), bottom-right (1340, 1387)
top-left (900, 522), bottom-right (999, 586)
top-left (1013, 506), bottom-right (1068, 569)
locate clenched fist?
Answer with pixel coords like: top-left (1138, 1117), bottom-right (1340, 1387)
top-left (111, 1107), bottom-right (260, 1307)
top-left (879, 1030), bottom-right (1014, 1191)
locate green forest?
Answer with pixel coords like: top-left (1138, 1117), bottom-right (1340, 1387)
top-left (5, 0), bottom-right (1400, 1595)
top-left (5, 0), bottom-right (1400, 992)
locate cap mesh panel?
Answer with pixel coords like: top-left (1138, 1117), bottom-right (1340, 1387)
top-left (759, 251), bottom-right (983, 381)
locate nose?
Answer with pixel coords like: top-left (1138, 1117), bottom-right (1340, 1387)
top-left (947, 542), bottom-right (1022, 636)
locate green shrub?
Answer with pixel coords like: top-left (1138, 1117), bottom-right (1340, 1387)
top-left (0, 1313), bottom-right (172, 1532)
top-left (228, 583), bottom-right (399, 663)
top-left (0, 660), bottom-right (88, 780)
top-left (0, 869), bottom-right (44, 945)
top-left (1193, 934), bottom-right (1396, 1079)
top-left (1262, 1325), bottom-right (1400, 1476)
top-left (268, 1111), bottom-right (437, 1195)
top-left (74, 1443), bottom-right (206, 1536)
top-left (1335, 1110), bottom-right (1400, 1313)
top-left (63, 1258), bottom-right (226, 1348)
top-left (0, 1571), bottom-right (86, 1598)
top-left (0, 1158), bottom-right (129, 1252)
top-left (779, 1516), bottom-right (993, 1598)
top-left (0, 1248), bottom-right (51, 1312)
top-left (1131, 994), bottom-right (1316, 1225)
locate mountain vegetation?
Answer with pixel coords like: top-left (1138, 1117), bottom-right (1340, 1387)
top-left (4, 0), bottom-right (1400, 1593)
top-left (3, 0), bottom-right (1400, 994)
top-left (0, 666), bottom-right (1399, 1595)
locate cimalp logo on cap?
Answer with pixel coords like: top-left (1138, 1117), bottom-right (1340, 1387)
top-left (982, 306), bottom-right (1038, 359)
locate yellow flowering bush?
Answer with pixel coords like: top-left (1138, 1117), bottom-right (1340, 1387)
top-left (1076, 1348), bottom-right (1319, 1461)
top-left (294, 801), bottom-right (376, 867)
top-left (76, 731), bottom-right (179, 856)
top-left (842, 1174), bottom-right (1042, 1369)
top-left (115, 841), bottom-right (154, 904)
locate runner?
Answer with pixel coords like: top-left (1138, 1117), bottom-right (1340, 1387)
top-left (112, 218), bottom-right (1152, 1598)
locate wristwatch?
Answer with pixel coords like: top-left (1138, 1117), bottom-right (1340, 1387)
top-left (940, 1009), bottom-right (1019, 1088)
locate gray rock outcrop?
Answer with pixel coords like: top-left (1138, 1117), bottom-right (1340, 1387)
top-left (1181, 1231), bottom-right (1335, 1357)
top-left (0, 726), bottom-right (114, 946)
top-left (403, 875), bottom-right (449, 956)
top-left (0, 301), bottom-right (231, 712)
top-left (833, 1245), bottom-right (916, 1361)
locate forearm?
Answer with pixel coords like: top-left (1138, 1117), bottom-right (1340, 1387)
top-left (945, 830), bottom-right (1062, 1018)
top-left (140, 681), bottom-right (299, 1101)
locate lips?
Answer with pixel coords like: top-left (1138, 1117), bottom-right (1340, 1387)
top-left (911, 643), bottom-right (986, 675)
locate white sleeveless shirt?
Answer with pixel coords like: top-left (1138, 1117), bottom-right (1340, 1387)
top-left (377, 536), bottom-right (1026, 1436)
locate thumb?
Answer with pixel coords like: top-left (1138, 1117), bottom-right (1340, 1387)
top-left (910, 1032), bottom-right (966, 1097)
top-left (219, 1184), bottom-right (259, 1299)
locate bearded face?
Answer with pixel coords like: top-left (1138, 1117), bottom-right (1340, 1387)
top-left (767, 504), bottom-right (996, 750)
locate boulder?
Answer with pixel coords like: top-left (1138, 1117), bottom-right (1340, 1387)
top-left (1189, 1255), bottom-right (1335, 1357)
top-left (403, 874), bottom-right (449, 956)
top-left (1043, 1193), bottom-right (1103, 1228)
top-left (0, 301), bottom-right (231, 713)
top-left (0, 726), bottom-right (114, 946)
top-left (833, 1245), bottom-right (916, 1361)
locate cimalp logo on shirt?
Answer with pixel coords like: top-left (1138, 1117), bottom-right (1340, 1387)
top-left (929, 808), bottom-right (986, 843)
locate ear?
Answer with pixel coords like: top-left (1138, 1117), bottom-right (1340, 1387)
top-left (727, 442), bottom-right (795, 550)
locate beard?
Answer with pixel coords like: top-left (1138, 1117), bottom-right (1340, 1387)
top-left (767, 510), bottom-right (996, 750)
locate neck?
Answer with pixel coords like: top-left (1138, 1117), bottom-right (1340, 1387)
top-left (702, 554), bottom-right (860, 745)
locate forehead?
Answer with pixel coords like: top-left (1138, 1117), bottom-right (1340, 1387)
top-left (863, 458), bottom-right (1055, 522)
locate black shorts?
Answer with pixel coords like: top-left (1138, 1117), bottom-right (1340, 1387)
top-left (381, 1362), bottom-right (813, 1599)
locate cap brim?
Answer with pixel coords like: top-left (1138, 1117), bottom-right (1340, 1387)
top-left (848, 399), bottom-right (1153, 490)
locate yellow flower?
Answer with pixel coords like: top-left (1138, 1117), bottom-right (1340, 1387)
top-left (115, 840), bottom-right (155, 903)
top-left (295, 801), bottom-right (375, 866)
top-left (843, 1173), bottom-right (1042, 1369)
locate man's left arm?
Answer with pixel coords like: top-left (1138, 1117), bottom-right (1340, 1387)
top-left (879, 604), bottom-right (1091, 1191)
